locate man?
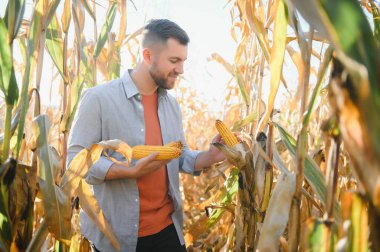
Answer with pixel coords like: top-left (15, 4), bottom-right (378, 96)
top-left (67, 19), bottom-right (226, 251)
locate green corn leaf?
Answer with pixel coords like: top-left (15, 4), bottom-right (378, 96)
top-left (208, 167), bottom-right (239, 226)
top-left (16, 0), bottom-right (44, 158)
top-left (7, 67), bottom-right (19, 106)
top-left (292, 0), bottom-right (378, 94)
top-left (1, 67), bottom-right (18, 161)
top-left (81, 0), bottom-right (96, 21)
top-left (0, 159), bottom-right (17, 249)
top-left (234, 68), bottom-right (249, 106)
top-left (370, 1), bottom-right (380, 44)
top-left (275, 123), bottom-right (341, 221)
top-left (93, 2), bottom-right (117, 58)
top-left (0, 18), bottom-right (13, 103)
top-left (65, 76), bottom-right (85, 132)
top-left (306, 219), bottom-right (337, 252)
top-left (321, 0), bottom-right (378, 92)
top-left (232, 111), bottom-right (259, 131)
top-left (46, 15), bottom-right (66, 82)
top-left (303, 46), bottom-right (333, 126)
top-left (108, 43), bottom-right (121, 79)
top-left (44, 0), bottom-right (62, 28)
top-left (20, 0), bottom-right (61, 154)
top-left (4, 0), bottom-right (25, 40)
top-left (80, 47), bottom-right (94, 86)
top-left (71, 2), bottom-right (95, 87)
top-left (0, 241), bottom-right (7, 252)
top-left (292, 0), bottom-right (380, 193)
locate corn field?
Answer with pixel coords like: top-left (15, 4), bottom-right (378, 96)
top-left (0, 0), bottom-right (379, 251)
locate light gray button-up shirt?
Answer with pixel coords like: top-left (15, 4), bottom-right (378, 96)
top-left (67, 70), bottom-right (201, 251)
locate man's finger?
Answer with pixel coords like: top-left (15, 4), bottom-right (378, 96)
top-left (215, 134), bottom-right (222, 140)
top-left (147, 152), bottom-right (159, 159)
top-left (140, 152), bottom-right (159, 163)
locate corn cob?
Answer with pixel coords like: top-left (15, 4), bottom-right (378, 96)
top-left (132, 145), bottom-right (181, 160)
top-left (165, 141), bottom-right (183, 149)
top-left (215, 120), bottom-right (239, 147)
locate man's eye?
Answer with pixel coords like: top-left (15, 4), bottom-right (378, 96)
top-left (170, 60), bottom-right (178, 63)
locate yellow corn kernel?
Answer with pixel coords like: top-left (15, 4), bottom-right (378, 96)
top-left (165, 141), bottom-right (183, 150)
top-left (215, 120), bottom-right (239, 147)
top-left (132, 145), bottom-right (181, 160)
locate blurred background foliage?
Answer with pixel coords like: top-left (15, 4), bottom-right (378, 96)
top-left (0, 0), bottom-right (379, 251)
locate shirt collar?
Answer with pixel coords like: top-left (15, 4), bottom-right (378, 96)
top-left (122, 70), bottom-right (168, 100)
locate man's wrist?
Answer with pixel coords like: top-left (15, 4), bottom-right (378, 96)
top-left (194, 151), bottom-right (215, 171)
top-left (205, 150), bottom-right (219, 165)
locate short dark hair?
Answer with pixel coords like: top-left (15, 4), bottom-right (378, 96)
top-left (142, 19), bottom-right (189, 48)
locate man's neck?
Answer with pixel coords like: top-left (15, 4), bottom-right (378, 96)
top-left (130, 65), bottom-right (158, 95)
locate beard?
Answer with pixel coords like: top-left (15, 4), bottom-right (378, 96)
top-left (148, 63), bottom-right (177, 90)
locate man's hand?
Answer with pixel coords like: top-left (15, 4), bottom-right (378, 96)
top-left (105, 152), bottom-right (171, 180)
top-left (130, 152), bottom-right (170, 178)
top-left (194, 134), bottom-right (228, 171)
top-left (208, 134), bottom-right (227, 163)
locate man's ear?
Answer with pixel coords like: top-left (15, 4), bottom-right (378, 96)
top-left (142, 48), bottom-right (152, 64)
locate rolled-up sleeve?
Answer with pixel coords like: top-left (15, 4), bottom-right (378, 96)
top-left (66, 89), bottom-right (114, 185)
top-left (180, 148), bottom-right (202, 175)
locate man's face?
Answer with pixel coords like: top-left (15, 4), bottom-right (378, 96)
top-left (148, 38), bottom-right (188, 90)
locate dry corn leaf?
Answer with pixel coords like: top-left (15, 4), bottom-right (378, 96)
top-left (257, 0), bottom-right (287, 134)
top-left (339, 193), bottom-right (369, 252)
top-left (223, 104), bottom-right (242, 131)
top-left (184, 216), bottom-right (209, 246)
top-left (25, 219), bottom-right (49, 252)
top-left (212, 142), bottom-right (245, 167)
top-left (60, 144), bottom-right (103, 197)
top-left (97, 139), bottom-right (133, 162)
top-left (239, 0), bottom-right (270, 62)
top-left (61, 0), bottom-right (71, 33)
top-left (33, 115), bottom-right (71, 241)
top-left (257, 173), bottom-right (296, 252)
top-left (254, 132), bottom-right (267, 204)
top-left (209, 53), bottom-right (234, 75)
top-left (77, 180), bottom-right (120, 251)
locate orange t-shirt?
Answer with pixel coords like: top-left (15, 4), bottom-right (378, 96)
top-left (137, 91), bottom-right (174, 237)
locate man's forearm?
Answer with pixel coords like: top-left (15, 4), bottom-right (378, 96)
top-left (194, 151), bottom-right (216, 171)
top-left (105, 163), bottom-right (136, 180)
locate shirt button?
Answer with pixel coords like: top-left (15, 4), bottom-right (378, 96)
top-left (134, 224), bottom-right (138, 228)
top-left (135, 198), bottom-right (138, 202)
top-left (140, 128), bottom-right (144, 132)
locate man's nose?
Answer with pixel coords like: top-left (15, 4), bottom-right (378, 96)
top-left (175, 63), bottom-right (184, 74)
